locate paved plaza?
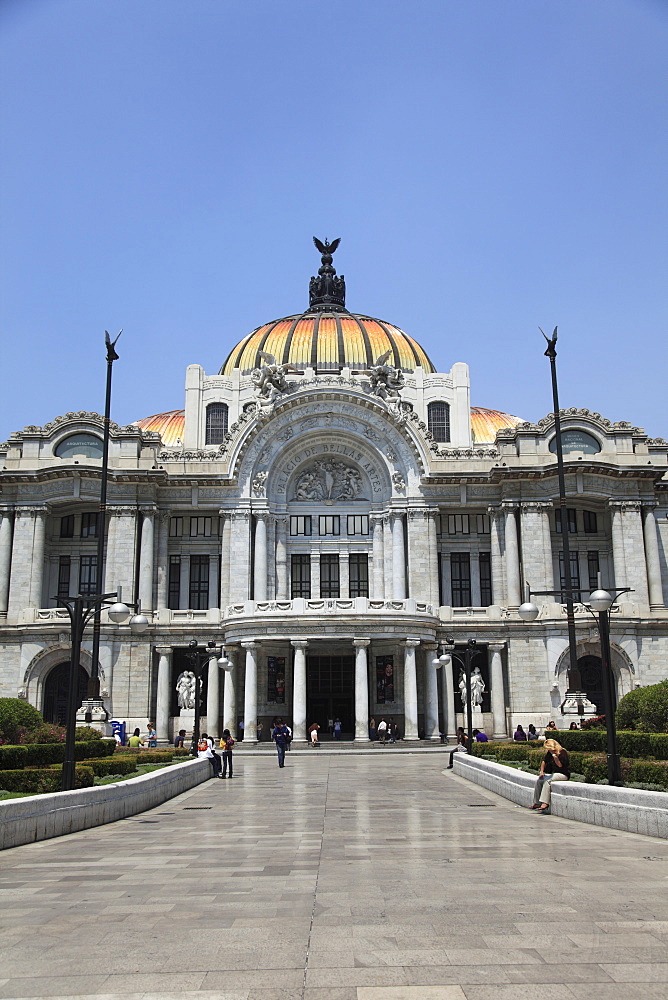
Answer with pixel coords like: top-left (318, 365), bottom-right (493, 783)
top-left (0, 752), bottom-right (667, 1000)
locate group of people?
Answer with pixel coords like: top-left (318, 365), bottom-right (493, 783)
top-left (125, 724), bottom-right (157, 748)
top-left (369, 718), bottom-right (399, 743)
top-left (196, 730), bottom-right (236, 778)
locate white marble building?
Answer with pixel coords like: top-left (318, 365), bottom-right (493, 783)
top-left (1, 242), bottom-right (667, 742)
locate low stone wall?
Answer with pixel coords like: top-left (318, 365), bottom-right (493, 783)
top-left (0, 757), bottom-right (212, 850)
top-left (453, 754), bottom-right (668, 839)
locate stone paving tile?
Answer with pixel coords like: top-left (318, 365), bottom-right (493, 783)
top-left (1, 755), bottom-right (668, 999)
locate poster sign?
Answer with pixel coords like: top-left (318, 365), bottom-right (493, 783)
top-left (267, 657), bottom-right (286, 703)
top-left (376, 656), bottom-right (394, 703)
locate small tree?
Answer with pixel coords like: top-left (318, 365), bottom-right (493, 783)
top-left (0, 698), bottom-right (44, 744)
top-left (616, 680), bottom-right (668, 733)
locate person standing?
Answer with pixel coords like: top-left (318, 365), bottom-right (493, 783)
top-left (220, 729), bottom-right (235, 778)
top-left (272, 718), bottom-right (290, 768)
top-left (256, 721), bottom-right (263, 741)
top-left (146, 722), bottom-right (157, 748)
top-left (377, 719), bottom-right (388, 745)
top-left (333, 718), bottom-right (342, 740)
top-left (369, 717), bottom-right (376, 742)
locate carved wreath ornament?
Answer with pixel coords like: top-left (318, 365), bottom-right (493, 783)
top-left (292, 460), bottom-right (365, 504)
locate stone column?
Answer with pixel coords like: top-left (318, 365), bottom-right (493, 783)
top-left (422, 644), bottom-right (439, 740)
top-left (391, 511), bottom-right (407, 600)
top-left (621, 501), bottom-right (649, 606)
top-left (219, 511), bottom-right (232, 611)
top-left (207, 653), bottom-right (220, 737)
top-left (222, 647), bottom-right (237, 735)
top-left (403, 638), bottom-right (420, 740)
top-left (0, 509), bottom-right (14, 615)
top-left (241, 640), bottom-right (258, 743)
top-left (155, 646), bottom-right (172, 743)
top-left (291, 639), bottom-right (308, 743)
top-left (407, 510), bottom-right (429, 602)
top-left (229, 512), bottom-right (251, 602)
top-left (310, 552), bottom-right (320, 600)
top-left (427, 508), bottom-right (440, 606)
top-left (643, 505), bottom-right (664, 608)
top-left (105, 507), bottom-right (137, 599)
top-left (253, 511), bottom-right (268, 601)
top-left (138, 508), bottom-right (155, 612)
top-left (609, 501), bottom-right (627, 589)
top-left (371, 514), bottom-right (385, 600)
top-left (8, 507), bottom-right (47, 616)
top-left (520, 502), bottom-right (553, 598)
top-left (488, 507), bottom-right (505, 606)
top-left (340, 553), bottom-right (350, 599)
top-left (503, 504), bottom-right (521, 606)
top-left (353, 638), bottom-right (370, 741)
top-left (275, 516), bottom-right (288, 599)
top-left (179, 553), bottom-right (190, 610)
top-left (155, 511), bottom-right (170, 610)
top-left (470, 552), bottom-right (481, 607)
top-left (441, 655), bottom-right (456, 739)
top-left (488, 642), bottom-right (507, 738)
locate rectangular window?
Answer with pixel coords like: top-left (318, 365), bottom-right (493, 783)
top-left (347, 514), bottom-right (369, 536)
top-left (190, 516), bottom-right (212, 537)
top-left (169, 517), bottom-right (183, 537)
top-left (451, 552), bottom-right (471, 607)
top-left (79, 555), bottom-right (98, 596)
top-left (319, 515), bottom-right (340, 537)
top-left (583, 510), bottom-right (598, 533)
top-left (57, 556), bottom-right (71, 598)
top-left (320, 555), bottom-right (340, 598)
top-left (267, 656), bottom-right (286, 703)
top-left (555, 508), bottom-right (578, 534)
top-left (587, 551), bottom-right (601, 592)
top-left (349, 554), bottom-right (369, 597)
top-left (479, 552), bottom-right (492, 606)
top-left (290, 515), bottom-right (312, 536)
top-left (476, 514), bottom-right (491, 534)
top-left (189, 555), bottom-right (210, 610)
top-left (291, 554), bottom-right (311, 598)
top-left (559, 551), bottom-right (581, 600)
top-left (448, 514), bottom-right (470, 535)
top-left (168, 555), bottom-right (181, 610)
top-left (80, 512), bottom-right (98, 538)
top-left (60, 515), bottom-right (74, 538)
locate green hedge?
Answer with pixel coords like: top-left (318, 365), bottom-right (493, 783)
top-left (617, 680), bottom-right (668, 733)
top-left (543, 730), bottom-right (668, 759)
top-left (0, 698), bottom-right (44, 743)
top-left (50, 757), bottom-right (138, 778)
top-left (0, 740), bottom-right (116, 769)
top-left (0, 766), bottom-right (94, 794)
top-left (135, 751), bottom-right (174, 765)
top-left (582, 756), bottom-right (668, 787)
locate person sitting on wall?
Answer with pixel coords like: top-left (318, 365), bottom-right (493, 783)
top-left (527, 724), bottom-right (539, 741)
top-left (545, 721), bottom-right (558, 732)
top-left (531, 738), bottom-right (571, 813)
top-left (569, 721), bottom-right (579, 730)
top-left (513, 725), bottom-right (528, 742)
top-left (446, 727), bottom-right (469, 768)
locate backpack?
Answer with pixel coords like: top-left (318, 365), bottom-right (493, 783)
top-left (225, 737), bottom-right (235, 751)
top-left (198, 738), bottom-right (208, 752)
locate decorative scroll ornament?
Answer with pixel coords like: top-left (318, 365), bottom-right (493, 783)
top-left (362, 351), bottom-right (405, 401)
top-left (293, 460), bottom-right (364, 504)
top-left (251, 352), bottom-right (297, 407)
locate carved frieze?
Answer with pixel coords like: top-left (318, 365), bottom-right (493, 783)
top-left (292, 460), bottom-right (365, 503)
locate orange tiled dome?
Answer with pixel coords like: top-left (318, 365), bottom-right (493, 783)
top-left (219, 313), bottom-right (436, 375)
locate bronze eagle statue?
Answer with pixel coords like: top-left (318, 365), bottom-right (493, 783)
top-left (313, 236), bottom-right (341, 256)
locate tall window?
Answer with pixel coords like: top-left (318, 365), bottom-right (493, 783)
top-left (190, 516), bottom-right (213, 537)
top-left (476, 514), bottom-right (490, 534)
top-left (205, 403), bottom-right (228, 445)
top-left (60, 515), bottom-right (74, 538)
top-left (169, 517), bottom-right (183, 537)
top-left (448, 514), bottom-right (470, 535)
top-left (347, 515), bottom-right (369, 535)
top-left (291, 554), bottom-right (311, 598)
top-left (290, 516), bottom-right (312, 536)
top-left (583, 510), bottom-right (598, 533)
top-left (555, 508), bottom-right (578, 534)
top-left (79, 555), bottom-right (98, 596)
top-left (57, 556), bottom-right (71, 598)
top-left (189, 555), bottom-right (210, 610)
top-left (559, 551), bottom-right (581, 601)
top-left (451, 553), bottom-right (471, 607)
top-left (168, 556), bottom-right (181, 609)
top-left (479, 552), bottom-right (492, 606)
top-left (320, 555), bottom-right (340, 598)
top-left (80, 512), bottom-right (98, 538)
top-left (349, 554), bottom-right (369, 597)
top-left (428, 401), bottom-right (450, 442)
top-left (587, 551), bottom-right (600, 591)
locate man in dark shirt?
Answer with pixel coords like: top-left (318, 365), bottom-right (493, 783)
top-left (272, 718), bottom-right (290, 768)
top-left (173, 729), bottom-right (187, 749)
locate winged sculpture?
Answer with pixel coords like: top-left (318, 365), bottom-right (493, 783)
top-left (540, 325), bottom-right (558, 359)
top-left (313, 237), bottom-right (341, 256)
top-left (362, 350), bottom-right (404, 401)
top-left (252, 351), bottom-right (298, 405)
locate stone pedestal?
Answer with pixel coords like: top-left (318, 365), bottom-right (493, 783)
top-left (560, 691), bottom-right (597, 721)
top-left (76, 699), bottom-right (111, 735)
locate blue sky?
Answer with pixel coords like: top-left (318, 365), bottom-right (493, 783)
top-left (1, 0), bottom-right (666, 441)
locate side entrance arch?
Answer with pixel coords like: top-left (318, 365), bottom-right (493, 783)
top-left (43, 663), bottom-right (88, 725)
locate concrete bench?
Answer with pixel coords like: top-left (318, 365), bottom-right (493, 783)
top-left (0, 757), bottom-right (211, 850)
top-left (452, 753), bottom-right (668, 839)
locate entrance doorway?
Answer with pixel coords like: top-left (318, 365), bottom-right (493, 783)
top-left (307, 655), bottom-right (354, 738)
top-left (577, 654), bottom-right (604, 715)
top-left (43, 662), bottom-right (88, 725)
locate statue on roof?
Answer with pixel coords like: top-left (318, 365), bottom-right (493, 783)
top-left (251, 351), bottom-right (297, 406)
top-left (362, 350), bottom-right (405, 402)
top-left (307, 236), bottom-right (347, 313)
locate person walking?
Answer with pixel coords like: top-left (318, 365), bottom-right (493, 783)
top-left (272, 718), bottom-right (290, 768)
top-left (219, 729), bottom-right (235, 778)
top-left (308, 722), bottom-right (320, 746)
top-left (377, 718), bottom-right (388, 745)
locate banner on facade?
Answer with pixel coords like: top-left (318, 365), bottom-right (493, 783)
top-left (376, 656), bottom-right (394, 703)
top-left (267, 656), bottom-right (286, 703)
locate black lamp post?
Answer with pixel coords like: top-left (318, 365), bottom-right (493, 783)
top-left (434, 637), bottom-right (483, 751)
top-left (55, 591), bottom-right (147, 790)
top-left (88, 330), bottom-right (122, 710)
top-left (588, 586), bottom-right (631, 786)
top-left (540, 327), bottom-right (581, 694)
top-left (184, 639), bottom-right (227, 754)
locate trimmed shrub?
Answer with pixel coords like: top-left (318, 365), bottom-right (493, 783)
top-left (617, 731), bottom-right (653, 758)
top-left (20, 724), bottom-right (66, 744)
top-left (51, 757), bottom-right (137, 778)
top-left (496, 745), bottom-right (533, 762)
top-left (546, 730), bottom-right (607, 752)
top-left (0, 745), bottom-right (30, 769)
top-left (0, 740), bottom-right (114, 769)
top-left (74, 726), bottom-right (105, 742)
top-left (616, 686), bottom-right (645, 730)
top-left (582, 755), bottom-right (608, 783)
top-left (0, 766), bottom-right (94, 794)
top-left (648, 734), bottom-right (668, 760)
top-left (617, 680), bottom-right (668, 733)
top-left (0, 699), bottom-right (44, 744)
top-left (135, 751), bottom-right (173, 765)
top-left (75, 739), bottom-right (115, 760)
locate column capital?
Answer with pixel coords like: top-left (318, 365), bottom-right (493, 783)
top-left (370, 512), bottom-right (388, 526)
top-left (520, 501), bottom-right (552, 512)
top-left (241, 640), bottom-right (260, 650)
top-left (253, 509), bottom-right (271, 522)
top-left (641, 501), bottom-right (659, 511)
top-left (488, 505), bottom-right (504, 521)
top-left (500, 501), bottom-right (519, 512)
top-left (404, 637), bottom-right (421, 649)
top-left (15, 505), bottom-right (48, 518)
top-left (273, 514), bottom-right (289, 526)
top-left (422, 642), bottom-right (438, 651)
top-left (139, 505), bottom-right (158, 516)
top-left (157, 508), bottom-right (171, 524)
top-left (155, 645), bottom-right (173, 655)
top-left (487, 641), bottom-right (506, 652)
top-left (290, 639), bottom-right (309, 650)
top-left (390, 508), bottom-right (407, 520)
top-left (609, 499), bottom-right (642, 512)
top-left (425, 507), bottom-right (440, 518)
top-left (352, 638), bottom-right (371, 648)
top-left (407, 508), bottom-right (428, 520)
top-left (108, 506), bottom-right (137, 518)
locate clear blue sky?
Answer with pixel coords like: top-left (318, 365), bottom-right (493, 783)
top-left (1, 0), bottom-right (666, 441)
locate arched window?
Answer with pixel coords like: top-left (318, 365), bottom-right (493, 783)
top-left (205, 403), bottom-right (228, 445)
top-left (428, 402), bottom-right (450, 442)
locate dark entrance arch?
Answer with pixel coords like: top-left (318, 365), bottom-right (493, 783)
top-left (43, 663), bottom-right (88, 725)
top-left (577, 655), bottom-right (604, 715)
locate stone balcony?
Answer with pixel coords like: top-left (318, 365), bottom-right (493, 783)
top-left (225, 597), bottom-right (435, 618)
